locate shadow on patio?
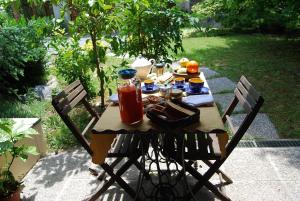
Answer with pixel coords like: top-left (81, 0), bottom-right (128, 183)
top-left (21, 147), bottom-right (222, 201)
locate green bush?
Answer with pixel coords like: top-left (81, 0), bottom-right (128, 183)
top-left (0, 16), bottom-right (51, 96)
top-left (52, 36), bottom-right (97, 98)
top-left (192, 0), bottom-right (300, 33)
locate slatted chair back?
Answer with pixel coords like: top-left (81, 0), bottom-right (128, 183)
top-left (222, 75), bottom-right (264, 155)
top-left (52, 80), bottom-right (99, 155)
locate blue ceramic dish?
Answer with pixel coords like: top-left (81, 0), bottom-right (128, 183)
top-left (186, 86), bottom-right (209, 95)
top-left (118, 69), bottom-right (137, 79)
top-left (189, 80), bottom-right (204, 92)
top-left (144, 80), bottom-right (155, 90)
top-left (142, 85), bottom-right (159, 94)
top-left (173, 83), bottom-right (188, 91)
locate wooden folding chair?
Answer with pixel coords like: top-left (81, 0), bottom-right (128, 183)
top-left (52, 80), bottom-right (149, 201)
top-left (164, 76), bottom-right (264, 201)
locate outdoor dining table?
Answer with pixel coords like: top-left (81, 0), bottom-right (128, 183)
top-left (90, 72), bottom-right (229, 199)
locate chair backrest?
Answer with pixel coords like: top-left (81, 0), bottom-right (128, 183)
top-left (222, 76), bottom-right (264, 155)
top-left (52, 80), bottom-right (99, 155)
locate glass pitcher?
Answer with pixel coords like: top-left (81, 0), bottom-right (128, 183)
top-left (117, 69), bottom-right (143, 125)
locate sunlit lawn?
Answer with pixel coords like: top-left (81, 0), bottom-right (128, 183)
top-left (177, 34), bottom-right (300, 138)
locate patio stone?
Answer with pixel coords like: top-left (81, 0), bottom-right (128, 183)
top-left (226, 180), bottom-right (294, 201)
top-left (223, 148), bottom-right (279, 181)
top-left (22, 147), bottom-right (300, 201)
top-left (230, 113), bottom-right (279, 139)
top-left (207, 77), bottom-right (236, 94)
top-left (224, 147), bottom-right (300, 201)
top-left (201, 67), bottom-right (220, 79)
top-left (213, 93), bottom-right (244, 113)
top-left (263, 148), bottom-right (300, 181)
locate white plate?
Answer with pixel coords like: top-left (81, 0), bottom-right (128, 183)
top-left (109, 94), bottom-right (119, 103)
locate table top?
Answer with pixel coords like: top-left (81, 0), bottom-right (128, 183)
top-left (90, 72), bottom-right (228, 164)
top-left (92, 72), bottom-right (225, 135)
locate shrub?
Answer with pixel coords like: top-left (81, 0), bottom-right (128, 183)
top-left (0, 16), bottom-right (51, 96)
top-left (52, 36), bottom-right (97, 98)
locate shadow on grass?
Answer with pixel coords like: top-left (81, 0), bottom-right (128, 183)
top-left (176, 35), bottom-right (300, 138)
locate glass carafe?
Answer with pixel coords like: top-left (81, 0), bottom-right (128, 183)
top-left (117, 69), bottom-right (143, 125)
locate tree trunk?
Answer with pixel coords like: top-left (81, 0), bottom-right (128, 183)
top-left (68, 0), bottom-right (78, 21)
top-left (11, 2), bottom-right (21, 20)
top-left (44, 1), bottom-right (53, 16)
top-left (90, 31), bottom-right (105, 108)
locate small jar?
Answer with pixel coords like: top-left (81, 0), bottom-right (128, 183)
top-left (155, 63), bottom-right (165, 77)
top-left (171, 89), bottom-right (183, 101)
top-left (159, 84), bottom-right (172, 100)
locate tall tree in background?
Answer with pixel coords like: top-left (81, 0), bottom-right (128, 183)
top-left (192, 0), bottom-right (300, 32)
top-left (117, 0), bottom-right (186, 61)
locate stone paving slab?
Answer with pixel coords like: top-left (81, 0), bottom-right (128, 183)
top-left (207, 77), bottom-right (236, 94)
top-left (230, 113), bottom-right (279, 139)
top-left (213, 93), bottom-right (244, 113)
top-left (224, 147), bottom-right (300, 201)
top-left (21, 147), bottom-right (300, 201)
top-left (201, 67), bottom-right (219, 79)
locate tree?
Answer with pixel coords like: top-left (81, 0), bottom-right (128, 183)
top-left (117, 0), bottom-right (186, 61)
top-left (1, 0), bottom-right (55, 19)
top-left (192, 0), bottom-right (300, 33)
top-left (52, 0), bottom-right (121, 108)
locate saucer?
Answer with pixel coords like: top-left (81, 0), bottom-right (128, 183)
top-left (186, 87), bottom-right (209, 95)
top-left (142, 85), bottom-right (159, 94)
top-left (172, 83), bottom-right (188, 91)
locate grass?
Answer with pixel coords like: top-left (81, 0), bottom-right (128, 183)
top-left (176, 34), bottom-right (300, 138)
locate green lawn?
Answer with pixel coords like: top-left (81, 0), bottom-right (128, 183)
top-left (176, 34), bottom-right (300, 138)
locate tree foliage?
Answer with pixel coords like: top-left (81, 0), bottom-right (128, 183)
top-left (192, 0), bottom-right (300, 32)
top-left (50, 0), bottom-right (121, 107)
top-left (117, 0), bottom-right (186, 61)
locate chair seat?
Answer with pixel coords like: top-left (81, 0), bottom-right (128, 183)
top-left (164, 133), bottom-right (222, 160)
top-left (108, 134), bottom-right (147, 157)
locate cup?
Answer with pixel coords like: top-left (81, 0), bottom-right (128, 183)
top-left (189, 78), bottom-right (204, 92)
top-left (144, 79), bottom-right (155, 90)
top-left (175, 77), bottom-right (185, 89)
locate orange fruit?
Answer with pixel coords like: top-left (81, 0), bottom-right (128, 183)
top-left (186, 60), bottom-right (199, 74)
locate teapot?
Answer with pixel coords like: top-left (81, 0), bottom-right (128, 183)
top-left (131, 55), bottom-right (155, 80)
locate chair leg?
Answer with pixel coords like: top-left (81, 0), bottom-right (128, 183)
top-left (88, 178), bottom-right (115, 201)
top-left (178, 159), bottom-right (231, 201)
top-left (204, 180), bottom-right (231, 201)
top-left (97, 158), bottom-right (123, 181)
top-left (203, 160), bottom-right (233, 184)
top-left (88, 157), bottom-right (142, 201)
